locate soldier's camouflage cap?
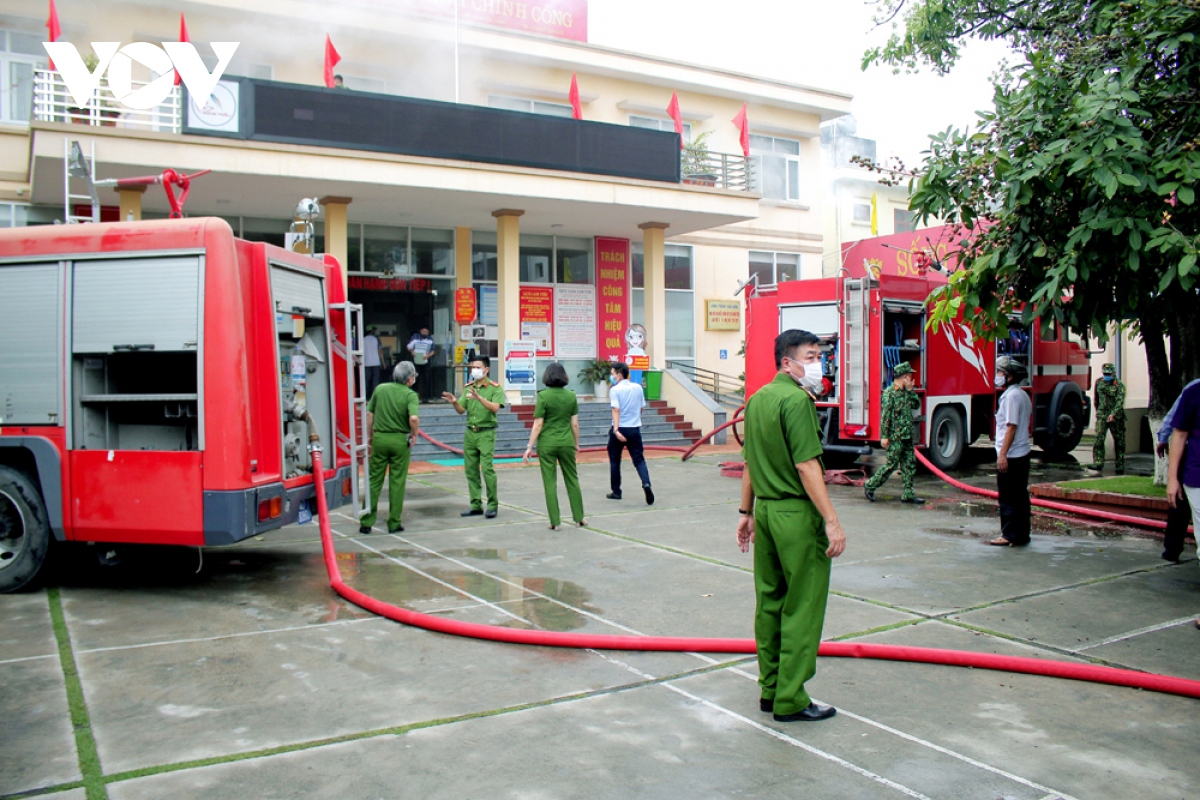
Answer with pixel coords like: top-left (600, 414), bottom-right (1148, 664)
top-left (893, 362), bottom-right (915, 377)
top-left (1102, 363), bottom-right (1116, 375)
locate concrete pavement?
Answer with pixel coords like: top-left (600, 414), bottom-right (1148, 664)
top-left (3, 446), bottom-right (1198, 799)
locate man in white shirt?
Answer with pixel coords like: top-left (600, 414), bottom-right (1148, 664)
top-left (607, 361), bottom-right (654, 505)
top-left (988, 356), bottom-right (1032, 546)
top-left (363, 327), bottom-right (384, 400)
top-left (407, 326), bottom-right (436, 402)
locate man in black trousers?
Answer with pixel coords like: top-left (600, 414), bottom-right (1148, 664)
top-left (1159, 379), bottom-right (1199, 562)
top-left (606, 361), bottom-right (654, 505)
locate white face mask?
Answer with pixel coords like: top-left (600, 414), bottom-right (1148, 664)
top-left (994, 373), bottom-right (1006, 389)
top-left (787, 359), bottom-right (824, 390)
top-left (470, 368), bottom-right (484, 381)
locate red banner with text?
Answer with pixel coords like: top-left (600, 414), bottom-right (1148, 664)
top-left (595, 237), bottom-right (631, 362)
top-left (454, 287), bottom-right (477, 323)
top-left (519, 286), bottom-right (555, 357)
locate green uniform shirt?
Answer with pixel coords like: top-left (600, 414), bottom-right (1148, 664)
top-left (1094, 378), bottom-right (1126, 421)
top-left (367, 382), bottom-right (419, 434)
top-left (534, 387), bottom-right (579, 448)
top-left (878, 385), bottom-right (920, 441)
top-left (459, 379), bottom-right (506, 427)
top-left (743, 372), bottom-right (824, 501)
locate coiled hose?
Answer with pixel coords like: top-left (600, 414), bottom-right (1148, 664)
top-left (309, 448), bottom-right (1200, 700)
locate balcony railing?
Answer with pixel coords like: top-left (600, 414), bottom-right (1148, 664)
top-left (667, 360), bottom-right (745, 408)
top-left (682, 151), bottom-right (755, 192)
top-left (34, 69), bottom-right (182, 133)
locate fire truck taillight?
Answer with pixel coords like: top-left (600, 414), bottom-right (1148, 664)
top-left (258, 496), bottom-right (283, 522)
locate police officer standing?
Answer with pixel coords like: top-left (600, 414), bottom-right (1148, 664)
top-left (736, 329), bottom-right (847, 723)
top-left (442, 356), bottom-right (505, 518)
top-left (359, 362), bottom-right (420, 534)
top-left (1089, 362), bottom-right (1127, 475)
top-left (863, 362), bottom-right (924, 504)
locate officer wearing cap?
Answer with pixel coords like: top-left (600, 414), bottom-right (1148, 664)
top-left (1089, 362), bottom-right (1127, 475)
top-left (988, 356), bottom-right (1033, 546)
top-left (864, 361), bottom-right (924, 504)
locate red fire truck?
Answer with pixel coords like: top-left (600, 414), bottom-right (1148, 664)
top-left (0, 218), bottom-right (365, 592)
top-left (744, 225), bottom-right (1092, 470)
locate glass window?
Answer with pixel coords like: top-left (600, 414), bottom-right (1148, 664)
top-left (520, 234), bottom-right (554, 283)
top-left (629, 114), bottom-right (691, 141)
top-left (776, 253), bottom-right (799, 283)
top-left (665, 291), bottom-right (694, 360)
top-left (555, 236), bottom-right (591, 284)
top-left (240, 216), bottom-right (289, 247)
top-left (8, 33), bottom-right (45, 56)
top-left (364, 224), bottom-right (409, 274)
top-left (852, 203), bottom-right (872, 223)
top-left (894, 209), bottom-right (917, 233)
top-left (412, 227), bottom-right (454, 276)
top-left (631, 244), bottom-right (690, 290)
top-left (750, 134), bottom-right (802, 202)
top-left (487, 95), bottom-right (573, 118)
top-left (471, 231), bottom-right (498, 281)
top-left (750, 251), bottom-right (800, 286)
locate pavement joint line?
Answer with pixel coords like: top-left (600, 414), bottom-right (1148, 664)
top-left (1069, 615), bottom-right (1199, 652)
top-left (46, 587), bottom-right (108, 800)
top-left (827, 618), bottom-right (928, 641)
top-left (0, 652), bottom-right (58, 666)
top-left (937, 619), bottom-right (1139, 671)
top-left (91, 656), bottom-right (754, 790)
top-left (331, 509), bottom-right (541, 538)
top-left (334, 530), bottom-right (530, 625)
top-left (0, 782), bottom-right (87, 800)
top-left (70, 617), bottom-right (381, 657)
top-left (836, 547), bottom-right (955, 567)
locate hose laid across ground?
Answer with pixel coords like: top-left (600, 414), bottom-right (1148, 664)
top-left (309, 448), bottom-right (1200, 700)
top-left (417, 429), bottom-right (689, 460)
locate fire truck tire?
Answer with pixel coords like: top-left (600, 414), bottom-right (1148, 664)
top-left (0, 466), bottom-right (52, 594)
top-left (927, 406), bottom-right (966, 472)
top-left (1046, 394), bottom-right (1085, 456)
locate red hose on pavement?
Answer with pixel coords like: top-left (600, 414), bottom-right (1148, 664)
top-left (416, 429), bottom-right (689, 460)
top-left (912, 450), bottom-right (1191, 533)
top-left (309, 449), bottom-right (1200, 700)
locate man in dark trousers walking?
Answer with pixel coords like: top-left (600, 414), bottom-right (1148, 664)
top-left (863, 361), bottom-right (924, 504)
top-left (737, 329), bottom-right (848, 722)
top-left (606, 361), bottom-right (654, 505)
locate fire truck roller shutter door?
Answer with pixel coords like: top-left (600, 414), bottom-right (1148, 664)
top-left (271, 266), bottom-right (326, 319)
top-left (0, 264), bottom-right (61, 425)
top-left (72, 257), bottom-right (200, 353)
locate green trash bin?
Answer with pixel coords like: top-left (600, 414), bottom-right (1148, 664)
top-left (644, 370), bottom-right (663, 401)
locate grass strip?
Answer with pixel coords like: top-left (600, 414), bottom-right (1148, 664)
top-left (46, 587), bottom-right (108, 800)
top-left (100, 655), bottom-right (753, 787)
top-left (1056, 475), bottom-right (1167, 498)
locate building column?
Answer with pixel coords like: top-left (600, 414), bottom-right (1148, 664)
top-left (454, 227), bottom-right (473, 392)
top-left (639, 222), bottom-right (669, 370)
top-left (319, 196), bottom-right (353, 294)
top-left (493, 209), bottom-right (523, 399)
top-left (115, 186), bottom-right (146, 221)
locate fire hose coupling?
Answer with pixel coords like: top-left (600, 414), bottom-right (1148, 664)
top-left (288, 401), bottom-right (323, 445)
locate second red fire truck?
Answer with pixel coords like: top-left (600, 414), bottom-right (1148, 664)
top-left (744, 225), bottom-right (1092, 470)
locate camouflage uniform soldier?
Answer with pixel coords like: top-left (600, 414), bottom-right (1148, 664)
top-left (864, 362), bottom-right (924, 504)
top-left (1089, 362), bottom-right (1126, 474)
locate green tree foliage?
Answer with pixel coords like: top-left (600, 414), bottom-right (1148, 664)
top-left (867, 0), bottom-right (1200, 410)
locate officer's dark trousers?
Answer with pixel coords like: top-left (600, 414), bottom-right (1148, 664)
top-left (1163, 464), bottom-right (1194, 560)
top-left (608, 427), bottom-right (651, 495)
top-left (365, 365), bottom-right (382, 400)
top-left (997, 454), bottom-right (1031, 545)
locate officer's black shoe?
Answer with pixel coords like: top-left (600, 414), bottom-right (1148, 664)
top-left (774, 702), bottom-right (837, 722)
top-left (358, 526), bottom-right (373, 534)
top-left (901, 496), bottom-right (926, 505)
top-left (760, 698), bottom-right (774, 713)
top-left (461, 509), bottom-right (484, 517)
top-left (643, 484), bottom-right (655, 505)
top-left (388, 526), bottom-right (403, 533)
top-left (485, 509), bottom-right (498, 519)
top-left (606, 492), bottom-right (622, 500)
top-left (1163, 550), bottom-right (1182, 564)
top-left (864, 486), bottom-right (875, 502)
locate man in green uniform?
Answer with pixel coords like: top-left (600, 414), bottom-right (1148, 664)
top-left (442, 355), bottom-right (506, 518)
top-left (737, 329), bottom-right (849, 723)
top-left (863, 362), bottom-right (924, 504)
top-left (1089, 362), bottom-right (1127, 474)
top-left (360, 362), bottom-right (420, 534)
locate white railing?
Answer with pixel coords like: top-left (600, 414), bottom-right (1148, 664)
top-left (33, 69), bottom-right (181, 133)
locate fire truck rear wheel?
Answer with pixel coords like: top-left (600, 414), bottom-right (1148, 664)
top-left (1047, 394), bottom-right (1085, 456)
top-left (0, 466), bottom-right (52, 594)
top-left (928, 406), bottom-right (966, 472)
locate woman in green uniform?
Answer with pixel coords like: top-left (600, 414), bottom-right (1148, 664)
top-left (523, 362), bottom-right (587, 530)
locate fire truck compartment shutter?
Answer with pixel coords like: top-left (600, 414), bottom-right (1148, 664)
top-left (0, 263), bottom-right (61, 424)
top-left (779, 303), bottom-right (839, 338)
top-left (271, 267), bottom-right (325, 320)
top-left (72, 257), bottom-right (200, 353)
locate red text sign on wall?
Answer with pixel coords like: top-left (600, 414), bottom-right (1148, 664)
top-left (348, 276), bottom-right (433, 292)
top-left (383, 0), bottom-right (587, 42)
top-left (595, 237), bottom-right (630, 361)
top-left (519, 286), bottom-right (555, 357)
top-left (454, 287), bottom-right (477, 323)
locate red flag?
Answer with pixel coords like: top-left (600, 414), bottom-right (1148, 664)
top-left (568, 73), bottom-right (582, 120)
top-left (46, 0), bottom-right (61, 71)
top-left (174, 13), bottom-right (189, 86)
top-left (324, 35), bottom-right (341, 89)
top-left (666, 91), bottom-right (684, 150)
top-left (732, 103), bottom-right (750, 158)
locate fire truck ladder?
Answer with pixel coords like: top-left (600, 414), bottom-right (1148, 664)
top-left (843, 278), bottom-right (870, 426)
top-left (332, 301), bottom-right (371, 519)
top-left (64, 140), bottom-right (99, 224)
